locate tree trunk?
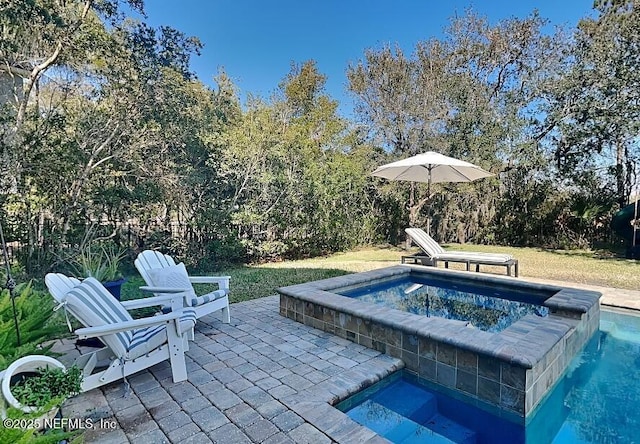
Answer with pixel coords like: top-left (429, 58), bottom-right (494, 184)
top-left (616, 140), bottom-right (627, 208)
top-left (406, 182), bottom-right (416, 249)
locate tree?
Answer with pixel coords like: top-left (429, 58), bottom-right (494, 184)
top-left (0, 0), bottom-right (144, 130)
top-left (543, 0), bottom-right (640, 208)
top-left (0, 0), bottom-right (218, 270)
top-left (348, 10), bottom-right (569, 243)
top-left (220, 61), bottom-right (379, 259)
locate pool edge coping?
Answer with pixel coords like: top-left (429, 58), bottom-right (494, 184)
top-left (277, 265), bottom-right (601, 369)
top-left (280, 354), bottom-right (404, 444)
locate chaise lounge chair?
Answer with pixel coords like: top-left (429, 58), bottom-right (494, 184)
top-left (45, 273), bottom-right (196, 392)
top-left (402, 228), bottom-right (519, 277)
top-left (134, 250), bottom-right (231, 322)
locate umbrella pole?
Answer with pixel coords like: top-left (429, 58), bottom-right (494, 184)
top-left (426, 166), bottom-right (432, 235)
top-left (634, 191), bottom-right (639, 248)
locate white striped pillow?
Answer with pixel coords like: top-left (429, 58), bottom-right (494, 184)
top-left (147, 262), bottom-right (198, 307)
top-left (65, 277), bottom-right (133, 358)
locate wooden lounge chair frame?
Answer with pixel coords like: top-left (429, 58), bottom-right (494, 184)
top-left (402, 228), bottom-right (519, 277)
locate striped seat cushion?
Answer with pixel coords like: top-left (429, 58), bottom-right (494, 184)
top-left (65, 277), bottom-right (134, 358)
top-left (127, 308), bottom-right (196, 360)
top-left (65, 278), bottom-right (197, 360)
top-left (190, 289), bottom-right (227, 307)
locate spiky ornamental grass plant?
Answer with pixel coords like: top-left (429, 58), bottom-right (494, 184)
top-left (71, 243), bottom-right (126, 282)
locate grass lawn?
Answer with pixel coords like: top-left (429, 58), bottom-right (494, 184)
top-left (120, 244), bottom-right (640, 304)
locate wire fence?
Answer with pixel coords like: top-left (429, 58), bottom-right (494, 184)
top-left (0, 220), bottom-right (227, 274)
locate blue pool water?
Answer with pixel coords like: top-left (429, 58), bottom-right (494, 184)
top-left (337, 372), bottom-right (522, 443)
top-left (546, 309), bottom-right (640, 443)
top-left (337, 309), bottom-right (640, 443)
top-left (337, 275), bottom-right (550, 332)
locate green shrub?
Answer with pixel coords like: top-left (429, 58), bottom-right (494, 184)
top-left (70, 243), bottom-right (126, 281)
top-left (0, 282), bottom-right (67, 370)
top-left (11, 366), bottom-right (82, 410)
top-left (0, 365), bottom-right (83, 444)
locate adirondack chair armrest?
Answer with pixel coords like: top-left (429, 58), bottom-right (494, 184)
top-left (120, 293), bottom-right (184, 310)
top-left (74, 310), bottom-right (186, 339)
top-left (139, 285), bottom-right (192, 294)
top-left (188, 276), bottom-right (230, 289)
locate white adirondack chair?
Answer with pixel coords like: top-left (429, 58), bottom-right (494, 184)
top-left (134, 250), bottom-right (231, 323)
top-left (45, 274), bottom-right (195, 392)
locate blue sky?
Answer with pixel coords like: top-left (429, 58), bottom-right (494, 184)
top-left (139, 1), bottom-right (595, 116)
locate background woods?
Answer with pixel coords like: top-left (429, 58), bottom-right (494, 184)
top-left (1, 0), bottom-right (638, 274)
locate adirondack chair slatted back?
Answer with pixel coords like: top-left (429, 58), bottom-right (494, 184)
top-left (135, 250), bottom-right (177, 287)
top-left (45, 273), bottom-right (82, 304)
top-left (45, 273), bottom-right (86, 330)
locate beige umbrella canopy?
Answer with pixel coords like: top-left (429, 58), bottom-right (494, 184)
top-left (371, 151), bottom-right (494, 189)
top-left (371, 151), bottom-right (494, 233)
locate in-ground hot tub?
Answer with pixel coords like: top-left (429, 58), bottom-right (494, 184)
top-left (277, 265), bottom-right (601, 417)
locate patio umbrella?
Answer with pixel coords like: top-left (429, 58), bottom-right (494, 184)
top-left (371, 151), bottom-right (494, 196)
top-left (371, 151), bottom-right (494, 233)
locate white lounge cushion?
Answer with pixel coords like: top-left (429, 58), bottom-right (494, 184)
top-left (406, 228), bottom-right (445, 255)
top-left (406, 228), bottom-right (514, 263)
top-left (433, 252), bottom-right (514, 264)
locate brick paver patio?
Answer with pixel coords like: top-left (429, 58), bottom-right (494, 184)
top-left (55, 278), bottom-right (640, 443)
top-left (58, 295), bottom-right (402, 443)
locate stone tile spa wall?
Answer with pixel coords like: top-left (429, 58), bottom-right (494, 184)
top-left (278, 266), bottom-right (601, 417)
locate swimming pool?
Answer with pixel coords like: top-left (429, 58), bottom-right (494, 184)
top-left (336, 275), bottom-right (549, 332)
top-left (336, 308), bottom-right (640, 443)
top-left (278, 265), bottom-right (601, 416)
top-left (336, 371), bottom-right (522, 443)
